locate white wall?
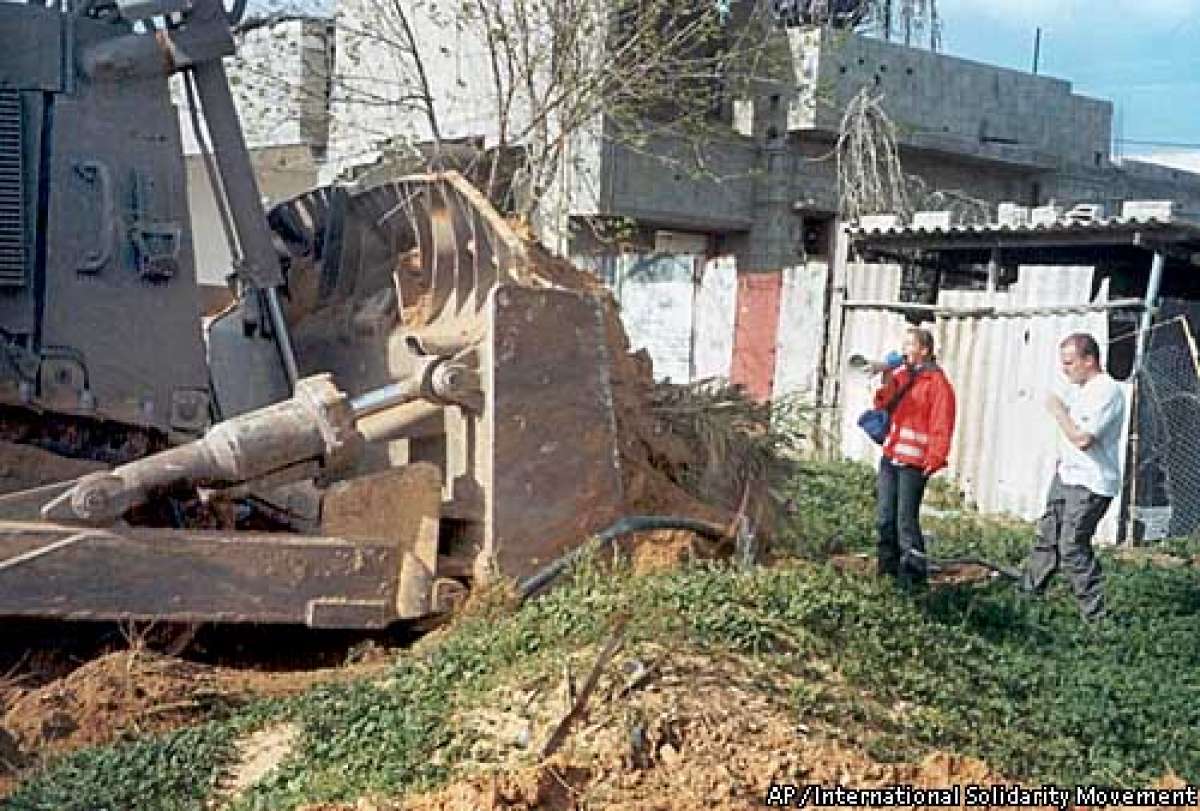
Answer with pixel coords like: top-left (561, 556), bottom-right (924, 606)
top-left (772, 261), bottom-right (829, 402)
top-left (576, 252), bottom-right (738, 384)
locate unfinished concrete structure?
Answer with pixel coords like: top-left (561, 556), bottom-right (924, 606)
top-left (557, 22), bottom-right (1200, 409)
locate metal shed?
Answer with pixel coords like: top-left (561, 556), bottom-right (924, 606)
top-left (837, 210), bottom-right (1200, 543)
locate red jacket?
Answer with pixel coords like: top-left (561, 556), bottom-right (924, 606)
top-left (873, 364), bottom-right (957, 473)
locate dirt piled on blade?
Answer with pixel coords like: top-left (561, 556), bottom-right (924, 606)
top-left (519, 242), bottom-right (735, 529)
top-left (393, 236), bottom-right (739, 542)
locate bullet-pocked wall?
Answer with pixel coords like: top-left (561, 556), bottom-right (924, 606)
top-left (788, 27), bottom-right (1112, 170)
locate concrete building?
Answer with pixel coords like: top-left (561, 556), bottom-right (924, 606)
top-left (550, 22), bottom-right (1200, 408)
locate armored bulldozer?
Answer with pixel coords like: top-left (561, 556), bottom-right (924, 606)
top-left (0, 0), bottom-right (624, 628)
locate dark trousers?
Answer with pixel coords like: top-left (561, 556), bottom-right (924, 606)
top-left (1020, 474), bottom-right (1110, 621)
top-left (876, 458), bottom-right (929, 584)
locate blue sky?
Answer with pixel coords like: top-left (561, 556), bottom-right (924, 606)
top-left (932, 0), bottom-right (1200, 171)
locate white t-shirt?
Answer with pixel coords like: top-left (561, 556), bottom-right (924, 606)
top-left (1056, 373), bottom-right (1125, 497)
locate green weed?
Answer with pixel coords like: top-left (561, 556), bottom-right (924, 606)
top-left (9, 462), bottom-right (1200, 808)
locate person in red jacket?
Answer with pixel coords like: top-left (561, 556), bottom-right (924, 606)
top-left (871, 327), bottom-right (957, 587)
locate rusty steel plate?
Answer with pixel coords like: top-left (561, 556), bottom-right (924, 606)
top-left (486, 284), bottom-right (624, 579)
top-left (0, 521), bottom-right (406, 628)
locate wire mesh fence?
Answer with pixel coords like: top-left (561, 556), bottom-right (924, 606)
top-left (1126, 314), bottom-right (1200, 540)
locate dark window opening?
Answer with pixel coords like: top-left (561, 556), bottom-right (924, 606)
top-left (938, 262), bottom-right (1017, 292)
top-left (1106, 310), bottom-right (1137, 382)
top-left (899, 264), bottom-right (939, 305)
top-left (801, 214), bottom-right (833, 259)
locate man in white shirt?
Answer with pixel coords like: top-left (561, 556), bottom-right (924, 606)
top-left (1019, 333), bottom-right (1126, 621)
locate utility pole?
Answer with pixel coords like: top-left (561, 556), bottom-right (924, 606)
top-left (1032, 27), bottom-right (1042, 74)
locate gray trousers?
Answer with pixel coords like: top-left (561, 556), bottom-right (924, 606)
top-left (1021, 474), bottom-right (1111, 620)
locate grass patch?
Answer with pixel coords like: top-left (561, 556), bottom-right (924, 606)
top-left (6, 721), bottom-right (241, 811)
top-left (779, 459), bottom-right (879, 556)
top-left (9, 461), bottom-right (1200, 808)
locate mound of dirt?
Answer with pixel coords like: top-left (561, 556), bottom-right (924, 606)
top-left (1, 650), bottom-right (387, 766)
top-left (295, 647), bottom-right (1051, 811)
top-left (618, 528), bottom-right (733, 575)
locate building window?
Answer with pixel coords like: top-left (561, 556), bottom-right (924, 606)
top-left (801, 214), bottom-right (833, 259)
top-left (938, 263), bottom-right (1017, 292)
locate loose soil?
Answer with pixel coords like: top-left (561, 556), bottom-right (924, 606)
top-left (297, 644), bottom-right (1176, 811)
top-left (828, 554), bottom-right (997, 586)
top-left (211, 722), bottom-right (303, 809)
top-left (0, 649), bottom-right (390, 797)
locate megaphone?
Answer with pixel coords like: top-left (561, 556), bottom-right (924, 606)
top-left (848, 350), bottom-right (904, 374)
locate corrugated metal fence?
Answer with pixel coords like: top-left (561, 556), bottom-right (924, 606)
top-left (837, 262), bottom-right (1133, 542)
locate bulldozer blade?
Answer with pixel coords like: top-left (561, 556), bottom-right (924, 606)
top-left (268, 173), bottom-right (625, 585)
top-left (485, 284), bottom-right (624, 578)
top-left (0, 522), bottom-right (408, 629)
top-left (0, 460), bottom-right (443, 628)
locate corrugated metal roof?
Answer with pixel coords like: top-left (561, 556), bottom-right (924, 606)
top-left (846, 214), bottom-right (1200, 249)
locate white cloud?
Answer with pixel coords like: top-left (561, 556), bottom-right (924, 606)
top-left (938, 0), bottom-right (1191, 27)
top-left (1126, 150), bottom-right (1200, 174)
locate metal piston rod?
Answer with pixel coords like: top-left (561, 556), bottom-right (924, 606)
top-left (39, 358), bottom-right (481, 526)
